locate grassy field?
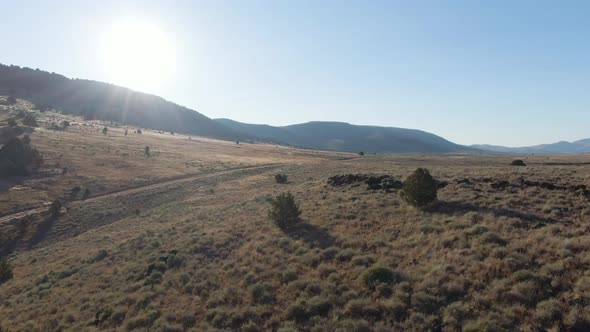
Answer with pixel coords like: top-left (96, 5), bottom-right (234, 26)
top-left (2, 99), bottom-right (590, 331)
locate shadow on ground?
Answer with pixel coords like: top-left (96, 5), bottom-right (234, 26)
top-left (283, 222), bottom-right (335, 248)
top-left (426, 200), bottom-right (559, 228)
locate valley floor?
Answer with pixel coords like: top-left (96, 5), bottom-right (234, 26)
top-left (2, 105), bottom-right (590, 331)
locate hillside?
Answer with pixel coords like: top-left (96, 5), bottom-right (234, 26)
top-left (0, 64), bottom-right (250, 141)
top-left (473, 138), bottom-right (590, 154)
top-left (216, 119), bottom-right (470, 153)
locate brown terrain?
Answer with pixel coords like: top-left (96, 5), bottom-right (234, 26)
top-left (1, 97), bottom-right (590, 331)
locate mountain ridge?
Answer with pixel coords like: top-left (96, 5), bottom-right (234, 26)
top-left (472, 138), bottom-right (590, 154)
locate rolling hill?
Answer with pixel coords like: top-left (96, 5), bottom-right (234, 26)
top-left (216, 118), bottom-right (470, 153)
top-left (0, 64), bottom-right (250, 141)
top-left (472, 138), bottom-right (590, 154)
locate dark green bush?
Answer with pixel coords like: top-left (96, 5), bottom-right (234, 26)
top-left (22, 114), bottom-right (38, 127)
top-left (358, 151), bottom-right (365, 156)
top-left (400, 168), bottom-right (438, 207)
top-left (49, 200), bottom-right (62, 218)
top-left (7, 118), bottom-right (17, 127)
top-left (274, 173), bottom-right (288, 184)
top-left (0, 258), bottom-right (13, 285)
top-left (511, 159), bottom-right (526, 166)
top-left (250, 282), bottom-right (274, 304)
top-left (102, 127), bottom-right (108, 135)
top-left (361, 266), bottom-right (400, 289)
top-left (0, 137), bottom-right (43, 177)
top-left (268, 192), bottom-right (301, 229)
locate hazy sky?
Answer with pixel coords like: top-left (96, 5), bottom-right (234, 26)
top-left (2, 0), bottom-right (589, 146)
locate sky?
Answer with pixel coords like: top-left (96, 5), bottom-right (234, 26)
top-left (1, 0), bottom-right (589, 147)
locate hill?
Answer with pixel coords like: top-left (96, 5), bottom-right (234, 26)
top-left (473, 138), bottom-right (590, 154)
top-left (0, 64), bottom-right (250, 141)
top-left (216, 118), bottom-right (470, 153)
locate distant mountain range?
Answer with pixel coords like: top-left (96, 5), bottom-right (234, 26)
top-left (3, 63), bottom-right (585, 155)
top-left (472, 139), bottom-right (590, 154)
top-left (0, 64), bottom-right (472, 153)
top-left (215, 119), bottom-right (468, 153)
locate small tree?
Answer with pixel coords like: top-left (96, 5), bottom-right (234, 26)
top-left (400, 168), bottom-right (438, 208)
top-left (511, 159), bottom-right (526, 166)
top-left (268, 192), bottom-right (301, 229)
top-left (358, 151), bottom-right (365, 156)
top-left (136, 129), bottom-right (142, 134)
top-left (144, 146), bottom-right (151, 158)
top-left (22, 114), bottom-right (38, 127)
top-left (102, 127), bottom-right (108, 135)
top-left (0, 258), bottom-right (13, 285)
top-left (124, 129), bottom-right (128, 136)
top-left (6, 96), bottom-right (17, 105)
top-left (48, 199), bottom-right (62, 218)
top-left (275, 174), bottom-right (288, 184)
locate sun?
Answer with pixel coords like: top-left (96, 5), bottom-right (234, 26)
top-left (99, 18), bottom-right (176, 93)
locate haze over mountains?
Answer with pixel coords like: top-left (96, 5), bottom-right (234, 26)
top-left (472, 139), bottom-right (590, 154)
top-left (1, 63), bottom-right (587, 154)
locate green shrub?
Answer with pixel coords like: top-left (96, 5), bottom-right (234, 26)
top-left (400, 168), bottom-right (438, 207)
top-left (511, 159), bottom-right (526, 166)
top-left (22, 114), bottom-right (38, 127)
top-left (0, 258), bottom-right (13, 285)
top-left (7, 118), bottom-right (17, 127)
top-left (102, 127), bottom-right (108, 135)
top-left (361, 266), bottom-right (400, 289)
top-left (268, 192), bottom-right (301, 229)
top-left (49, 200), bottom-right (62, 218)
top-left (0, 137), bottom-right (43, 177)
top-left (250, 282), bottom-right (274, 304)
top-left (274, 173), bottom-right (288, 184)
top-left (358, 151), bottom-right (365, 156)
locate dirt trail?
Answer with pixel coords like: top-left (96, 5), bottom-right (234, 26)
top-left (0, 164), bottom-right (282, 224)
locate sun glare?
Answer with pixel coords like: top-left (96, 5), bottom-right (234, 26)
top-left (99, 18), bottom-right (176, 93)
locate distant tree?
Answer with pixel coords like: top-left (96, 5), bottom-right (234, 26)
top-left (511, 159), bottom-right (526, 166)
top-left (22, 114), bottom-right (38, 127)
top-left (170, 132), bottom-right (174, 135)
top-left (400, 168), bottom-right (438, 208)
top-left (274, 174), bottom-right (288, 184)
top-left (48, 199), bottom-right (62, 218)
top-left (102, 127), bottom-right (108, 135)
top-left (0, 137), bottom-right (43, 177)
top-left (236, 140), bottom-right (240, 144)
top-left (136, 129), bottom-right (142, 134)
top-left (6, 118), bottom-right (17, 127)
top-left (124, 129), bottom-right (128, 136)
top-left (0, 258), bottom-right (13, 285)
top-left (358, 151), bottom-right (365, 156)
top-left (6, 96), bottom-right (17, 105)
top-left (268, 192), bottom-right (301, 229)
top-left (60, 120), bottom-right (70, 129)
top-left (144, 146), bottom-right (150, 158)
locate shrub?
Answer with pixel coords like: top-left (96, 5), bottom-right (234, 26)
top-left (358, 151), bottom-right (365, 156)
top-left (22, 114), bottom-right (38, 127)
top-left (144, 146), bottom-right (150, 158)
top-left (0, 137), bottom-right (43, 177)
top-left (400, 168), bottom-right (438, 207)
top-left (7, 118), bottom-right (17, 127)
top-left (137, 129), bottom-right (142, 134)
top-left (268, 192), bottom-right (301, 229)
top-left (361, 266), bottom-right (400, 289)
top-left (102, 127), bottom-right (108, 135)
top-left (60, 120), bottom-right (70, 129)
top-left (49, 200), bottom-right (62, 218)
top-left (511, 159), bottom-right (526, 166)
top-left (250, 283), bottom-right (274, 304)
top-left (0, 258), bottom-right (13, 285)
top-left (274, 173), bottom-right (288, 184)
top-left (6, 96), bottom-right (17, 104)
